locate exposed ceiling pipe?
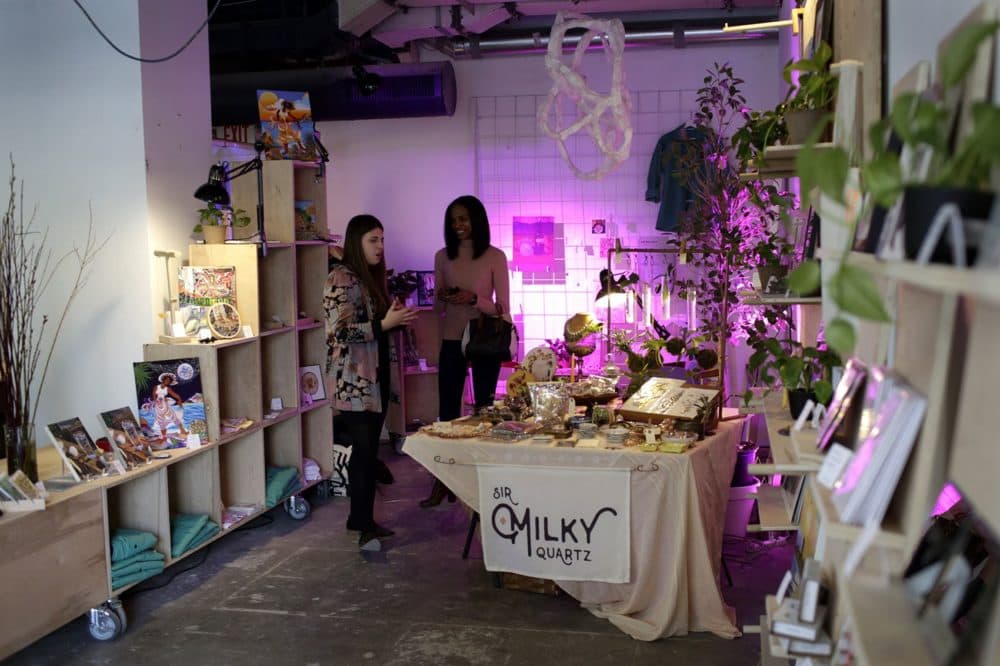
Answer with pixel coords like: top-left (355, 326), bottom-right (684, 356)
top-left (438, 26), bottom-right (777, 58)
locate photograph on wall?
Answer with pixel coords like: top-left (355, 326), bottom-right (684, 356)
top-left (133, 358), bottom-right (207, 447)
top-left (294, 199), bottom-right (318, 240)
top-left (416, 270), bottom-right (436, 307)
top-left (178, 266), bottom-right (236, 335)
top-left (512, 216), bottom-right (556, 273)
top-left (257, 89), bottom-right (319, 161)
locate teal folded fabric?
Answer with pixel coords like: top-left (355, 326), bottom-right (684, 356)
top-left (112, 557), bottom-right (167, 579)
top-left (171, 513), bottom-right (210, 558)
top-left (110, 529), bottom-right (158, 563)
top-left (112, 563), bottom-right (164, 590)
top-left (111, 549), bottom-right (164, 574)
top-left (185, 520), bottom-right (220, 553)
top-left (265, 466), bottom-right (300, 508)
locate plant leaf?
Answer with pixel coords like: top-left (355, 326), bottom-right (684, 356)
top-left (788, 259), bottom-right (821, 295)
top-left (813, 379), bottom-right (834, 406)
top-left (829, 264), bottom-right (891, 322)
top-left (940, 20), bottom-right (1000, 88)
top-left (824, 317), bottom-right (857, 356)
top-left (861, 153), bottom-right (903, 208)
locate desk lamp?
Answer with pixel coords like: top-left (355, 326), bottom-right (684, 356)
top-left (194, 140), bottom-right (268, 256)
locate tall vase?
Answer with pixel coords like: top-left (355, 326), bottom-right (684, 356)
top-left (5, 423), bottom-right (38, 483)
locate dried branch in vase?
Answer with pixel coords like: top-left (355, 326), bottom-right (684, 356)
top-left (0, 157), bottom-right (109, 450)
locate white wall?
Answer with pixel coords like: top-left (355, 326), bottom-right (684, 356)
top-left (139, 0), bottom-right (214, 337)
top-left (886, 0), bottom-right (982, 90)
top-left (322, 39), bottom-right (781, 271)
top-left (0, 1), bottom-right (150, 443)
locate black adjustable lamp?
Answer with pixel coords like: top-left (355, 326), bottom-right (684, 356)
top-left (194, 140), bottom-right (268, 256)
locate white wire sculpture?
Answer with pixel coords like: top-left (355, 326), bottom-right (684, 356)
top-left (538, 12), bottom-right (633, 180)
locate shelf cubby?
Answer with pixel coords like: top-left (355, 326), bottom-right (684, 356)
top-left (219, 430), bottom-right (266, 511)
top-left (217, 338), bottom-right (263, 433)
top-left (106, 469), bottom-right (171, 564)
top-left (298, 325), bottom-right (327, 367)
top-left (296, 243), bottom-right (328, 322)
top-left (166, 448), bottom-right (221, 549)
top-left (264, 416), bottom-right (302, 471)
top-left (261, 330), bottom-right (298, 411)
top-left (258, 244), bottom-right (297, 328)
top-left (301, 403), bottom-right (334, 476)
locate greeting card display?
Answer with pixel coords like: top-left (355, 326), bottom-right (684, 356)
top-left (618, 377), bottom-right (719, 423)
top-left (133, 358), bottom-right (207, 447)
top-left (46, 417), bottom-right (114, 481)
top-left (100, 406), bottom-right (159, 464)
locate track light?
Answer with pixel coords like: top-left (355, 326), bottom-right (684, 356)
top-left (352, 64), bottom-right (381, 96)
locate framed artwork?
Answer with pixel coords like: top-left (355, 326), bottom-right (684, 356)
top-left (416, 271), bottom-right (436, 307)
top-left (294, 200), bottom-right (318, 240)
top-left (133, 358), bottom-right (207, 447)
top-left (256, 89), bottom-right (319, 161)
top-left (299, 365), bottom-right (326, 403)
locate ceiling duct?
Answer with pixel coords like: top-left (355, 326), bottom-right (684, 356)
top-left (211, 61), bottom-right (457, 125)
top-left (440, 25), bottom-right (777, 57)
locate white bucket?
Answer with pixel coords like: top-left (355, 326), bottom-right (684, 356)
top-left (724, 479), bottom-right (761, 537)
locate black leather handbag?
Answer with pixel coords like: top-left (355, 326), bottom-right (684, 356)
top-left (464, 303), bottom-right (515, 361)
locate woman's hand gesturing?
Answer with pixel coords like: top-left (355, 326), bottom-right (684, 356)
top-left (382, 300), bottom-right (418, 330)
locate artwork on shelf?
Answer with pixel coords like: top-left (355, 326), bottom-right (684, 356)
top-left (901, 482), bottom-right (1000, 664)
top-left (207, 302), bottom-right (242, 339)
top-left (512, 215), bottom-right (555, 273)
top-left (416, 271), bottom-right (435, 307)
top-left (100, 406), bottom-right (158, 465)
top-left (618, 377), bottom-right (719, 422)
top-left (299, 365), bottom-right (326, 405)
top-left (178, 266), bottom-right (236, 336)
top-left (591, 219), bottom-right (606, 234)
top-left (816, 358), bottom-right (868, 452)
top-left (133, 358), bottom-right (207, 447)
top-left (294, 199), bottom-right (318, 240)
top-left (46, 417), bottom-right (118, 481)
top-left (257, 89), bottom-right (319, 161)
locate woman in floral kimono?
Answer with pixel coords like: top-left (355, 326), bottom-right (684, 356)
top-left (325, 214), bottom-right (417, 551)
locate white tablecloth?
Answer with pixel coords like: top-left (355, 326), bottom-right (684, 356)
top-left (403, 419), bottom-right (742, 641)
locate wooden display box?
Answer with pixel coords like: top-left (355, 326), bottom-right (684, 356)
top-left (617, 378), bottom-right (720, 426)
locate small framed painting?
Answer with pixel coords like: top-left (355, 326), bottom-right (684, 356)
top-left (299, 365), bottom-right (326, 403)
top-left (416, 271), bottom-right (436, 307)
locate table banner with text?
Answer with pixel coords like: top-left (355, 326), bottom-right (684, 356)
top-left (476, 464), bottom-right (631, 583)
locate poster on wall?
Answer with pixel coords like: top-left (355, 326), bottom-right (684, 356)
top-left (512, 215), bottom-right (555, 273)
top-left (257, 89), bottom-right (319, 161)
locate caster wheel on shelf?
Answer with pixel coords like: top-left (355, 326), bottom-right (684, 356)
top-left (285, 495), bottom-right (311, 520)
top-left (88, 605), bottom-right (122, 641)
top-left (110, 600), bottom-right (127, 633)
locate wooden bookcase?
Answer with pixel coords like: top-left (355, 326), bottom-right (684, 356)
top-left (0, 159), bottom-right (337, 660)
top-left (387, 308), bottom-right (442, 436)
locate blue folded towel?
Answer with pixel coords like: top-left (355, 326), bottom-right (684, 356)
top-left (185, 520), bottom-right (220, 553)
top-left (171, 513), bottom-right (210, 557)
top-left (112, 564), bottom-right (164, 591)
top-left (110, 529), bottom-right (158, 563)
top-left (266, 466), bottom-right (301, 508)
top-left (111, 549), bottom-right (164, 575)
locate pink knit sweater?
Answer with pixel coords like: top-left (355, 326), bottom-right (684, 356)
top-left (433, 241), bottom-right (511, 340)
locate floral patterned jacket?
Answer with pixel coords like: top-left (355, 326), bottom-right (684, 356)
top-left (324, 265), bottom-right (392, 413)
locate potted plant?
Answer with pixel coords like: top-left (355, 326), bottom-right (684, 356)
top-left (744, 337), bottom-right (842, 418)
top-left (732, 106), bottom-right (787, 172)
top-left (751, 230), bottom-right (796, 295)
top-left (782, 41), bottom-right (838, 143)
top-left (194, 205), bottom-right (251, 244)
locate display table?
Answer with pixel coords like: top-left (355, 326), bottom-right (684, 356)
top-left (403, 418), bottom-right (743, 641)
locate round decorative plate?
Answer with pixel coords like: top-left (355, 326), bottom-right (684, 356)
top-left (207, 302), bottom-right (242, 339)
top-left (522, 345), bottom-right (558, 382)
top-left (300, 369), bottom-right (321, 397)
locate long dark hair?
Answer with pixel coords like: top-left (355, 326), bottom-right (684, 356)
top-left (444, 195), bottom-right (491, 260)
top-left (341, 214), bottom-right (389, 317)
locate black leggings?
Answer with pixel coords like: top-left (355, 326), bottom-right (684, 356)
top-left (438, 340), bottom-right (502, 420)
top-left (338, 409), bottom-right (386, 530)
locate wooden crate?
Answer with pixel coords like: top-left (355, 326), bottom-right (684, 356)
top-left (500, 572), bottom-right (561, 596)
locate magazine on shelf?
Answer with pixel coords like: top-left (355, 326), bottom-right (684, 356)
top-left (816, 358), bottom-right (867, 452)
top-left (46, 417), bottom-right (113, 481)
top-left (830, 371), bottom-right (927, 525)
top-left (133, 358), bottom-right (207, 448)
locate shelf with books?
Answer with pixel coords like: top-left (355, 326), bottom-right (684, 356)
top-left (748, 398), bottom-right (822, 475)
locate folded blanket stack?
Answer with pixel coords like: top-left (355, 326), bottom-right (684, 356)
top-left (170, 513), bottom-right (220, 558)
top-left (265, 465), bottom-right (302, 508)
top-left (110, 528), bottom-right (164, 590)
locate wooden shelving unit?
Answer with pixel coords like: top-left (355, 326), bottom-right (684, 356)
top-left (739, 142), bottom-right (837, 180)
top-left (387, 308), bottom-right (442, 435)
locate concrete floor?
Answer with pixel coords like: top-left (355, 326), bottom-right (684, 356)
top-left (8, 447), bottom-right (791, 665)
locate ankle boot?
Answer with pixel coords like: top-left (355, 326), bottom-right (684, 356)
top-left (419, 480), bottom-right (456, 508)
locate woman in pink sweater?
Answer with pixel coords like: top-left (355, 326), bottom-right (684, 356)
top-left (420, 195), bottom-right (511, 508)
